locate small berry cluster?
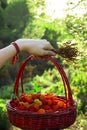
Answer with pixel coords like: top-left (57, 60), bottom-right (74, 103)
top-left (10, 93), bottom-right (70, 114)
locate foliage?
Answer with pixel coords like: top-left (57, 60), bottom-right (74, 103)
top-left (0, 99), bottom-right (11, 130)
top-left (0, 0), bottom-right (7, 9)
top-left (41, 19), bottom-right (73, 48)
top-left (32, 68), bottom-right (64, 96)
top-left (66, 114), bottom-right (87, 130)
top-left (0, 7), bottom-right (5, 29)
top-left (65, 0), bottom-right (87, 47)
top-left (0, 0), bottom-right (31, 43)
top-left (22, 17), bottom-right (45, 39)
top-left (69, 57), bottom-right (87, 114)
top-left (0, 84), bottom-right (14, 99)
top-left (65, 14), bottom-right (87, 44)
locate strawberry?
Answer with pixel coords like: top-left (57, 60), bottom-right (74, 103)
top-left (18, 104), bottom-right (25, 110)
top-left (53, 100), bottom-right (58, 105)
top-left (28, 104), bottom-right (36, 112)
top-left (10, 102), bottom-right (16, 108)
top-left (57, 101), bottom-right (64, 108)
top-left (20, 94), bottom-right (27, 102)
top-left (42, 105), bottom-right (51, 110)
top-left (63, 103), bottom-right (67, 109)
top-left (39, 94), bottom-right (45, 101)
top-left (10, 99), bottom-right (19, 108)
top-left (23, 102), bottom-right (29, 109)
top-left (26, 97), bottom-right (33, 103)
top-left (53, 105), bottom-right (59, 111)
top-left (33, 103), bottom-right (40, 110)
top-left (37, 108), bottom-right (45, 113)
top-left (34, 99), bottom-right (42, 106)
top-left (46, 109), bottom-right (53, 113)
top-left (42, 98), bottom-right (48, 105)
top-left (47, 99), bottom-right (52, 105)
top-left (32, 94), bottom-right (38, 99)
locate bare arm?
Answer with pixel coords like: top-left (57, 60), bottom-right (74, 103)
top-left (0, 39), bottom-right (56, 68)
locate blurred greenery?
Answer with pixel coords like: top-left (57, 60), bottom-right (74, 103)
top-left (0, 0), bottom-right (87, 129)
top-left (0, 99), bottom-right (11, 130)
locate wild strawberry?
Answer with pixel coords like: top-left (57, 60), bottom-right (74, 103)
top-left (14, 99), bottom-right (19, 105)
top-left (47, 99), bottom-right (52, 105)
top-left (33, 103), bottom-right (40, 110)
top-left (67, 101), bottom-right (70, 107)
top-left (27, 94), bottom-right (32, 99)
top-left (19, 101), bottom-right (24, 105)
top-left (63, 103), bottom-right (67, 109)
top-left (20, 94), bottom-right (27, 102)
top-left (46, 109), bottom-right (53, 113)
top-left (28, 104), bottom-right (36, 112)
top-left (39, 94), bottom-right (45, 101)
top-left (10, 99), bottom-right (19, 108)
top-left (37, 108), bottom-right (45, 113)
top-left (26, 97), bottom-right (33, 104)
top-left (42, 98), bottom-right (48, 105)
top-left (34, 99), bottom-right (42, 106)
top-left (23, 102), bottom-right (29, 109)
top-left (10, 102), bottom-right (16, 108)
top-left (32, 94), bottom-right (38, 99)
top-left (53, 105), bottom-right (59, 111)
top-left (57, 101), bottom-right (64, 108)
top-left (42, 105), bottom-right (51, 110)
top-left (53, 100), bottom-right (58, 105)
top-left (18, 104), bottom-right (25, 110)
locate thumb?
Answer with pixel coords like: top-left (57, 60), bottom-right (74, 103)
top-left (43, 50), bottom-right (56, 56)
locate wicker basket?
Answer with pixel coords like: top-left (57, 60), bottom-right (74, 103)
top-left (6, 55), bottom-right (77, 130)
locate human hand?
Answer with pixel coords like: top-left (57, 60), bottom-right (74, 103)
top-left (15, 39), bottom-right (56, 56)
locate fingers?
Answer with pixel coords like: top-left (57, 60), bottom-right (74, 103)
top-left (43, 40), bottom-right (56, 56)
top-left (43, 41), bottom-right (54, 50)
top-left (38, 40), bottom-right (56, 56)
top-left (41, 50), bottom-right (56, 56)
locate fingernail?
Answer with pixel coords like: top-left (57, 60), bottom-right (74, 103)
top-left (52, 52), bottom-right (56, 55)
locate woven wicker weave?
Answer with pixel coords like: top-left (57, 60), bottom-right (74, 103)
top-left (6, 55), bottom-right (77, 130)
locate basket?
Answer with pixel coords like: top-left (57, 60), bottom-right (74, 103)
top-left (6, 55), bottom-right (77, 130)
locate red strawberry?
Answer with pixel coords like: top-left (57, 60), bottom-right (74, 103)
top-left (10, 99), bottom-right (19, 108)
top-left (53, 100), bottom-right (58, 105)
top-left (28, 104), bottom-right (36, 112)
top-left (47, 99), bottom-right (52, 105)
top-left (34, 99), bottom-right (42, 106)
top-left (57, 101), bottom-right (64, 108)
top-left (46, 109), bottom-right (53, 113)
top-left (33, 103), bottom-right (40, 110)
top-left (26, 97), bottom-right (33, 103)
top-left (42, 105), bottom-right (51, 110)
top-left (39, 94), bottom-right (45, 101)
top-left (18, 104), bottom-right (25, 110)
top-left (32, 94), bottom-right (38, 99)
top-left (23, 102), bottom-right (29, 109)
top-left (53, 105), bottom-right (59, 111)
top-left (37, 108), bottom-right (45, 113)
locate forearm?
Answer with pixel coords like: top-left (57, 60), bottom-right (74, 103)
top-left (0, 44), bottom-right (17, 68)
top-left (0, 39), bottom-right (32, 68)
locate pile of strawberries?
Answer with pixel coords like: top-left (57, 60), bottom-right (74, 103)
top-left (10, 93), bottom-right (70, 114)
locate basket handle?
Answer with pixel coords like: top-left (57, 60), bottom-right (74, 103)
top-left (13, 55), bottom-right (74, 106)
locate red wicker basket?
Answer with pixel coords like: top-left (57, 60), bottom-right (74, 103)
top-left (6, 55), bottom-right (77, 130)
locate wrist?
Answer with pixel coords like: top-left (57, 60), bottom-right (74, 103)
top-left (11, 42), bottom-right (20, 64)
top-left (15, 39), bottom-right (32, 52)
top-left (15, 39), bottom-right (25, 51)
top-left (11, 42), bottom-right (20, 54)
